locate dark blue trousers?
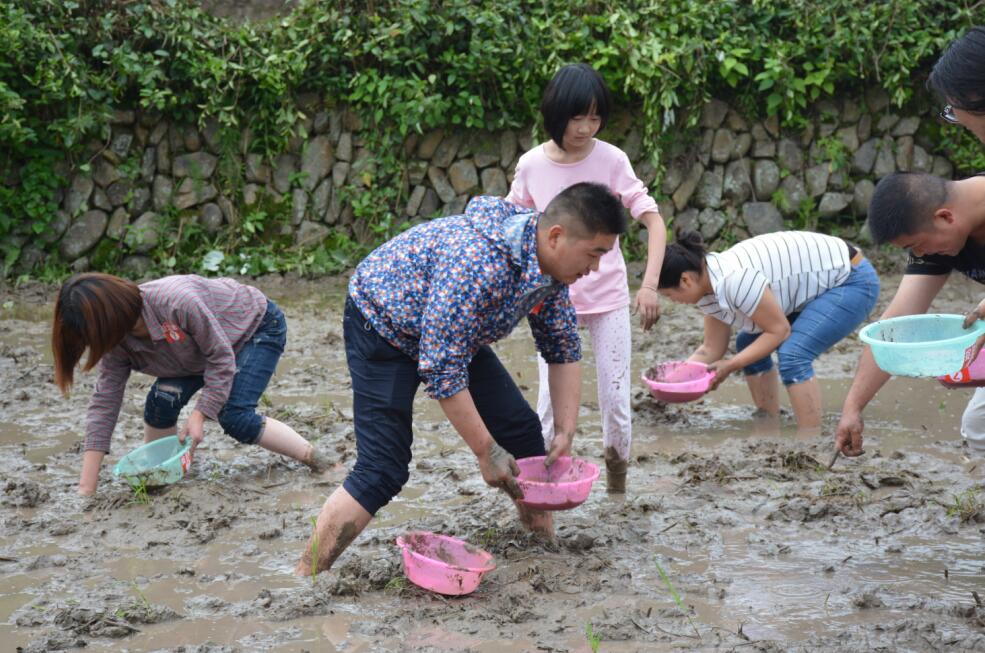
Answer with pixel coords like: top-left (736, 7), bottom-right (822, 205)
top-left (342, 297), bottom-right (544, 515)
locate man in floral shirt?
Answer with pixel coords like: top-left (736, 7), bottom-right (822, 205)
top-left (297, 182), bottom-right (627, 575)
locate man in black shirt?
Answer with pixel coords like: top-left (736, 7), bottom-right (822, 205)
top-left (836, 25), bottom-right (985, 458)
top-left (835, 172), bottom-right (985, 457)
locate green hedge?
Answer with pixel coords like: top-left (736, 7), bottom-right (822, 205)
top-left (1, 0), bottom-right (981, 276)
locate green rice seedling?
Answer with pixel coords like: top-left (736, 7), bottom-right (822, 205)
top-left (384, 576), bottom-right (407, 593)
top-left (479, 527), bottom-right (498, 550)
top-left (131, 581), bottom-right (150, 609)
top-left (130, 478), bottom-right (151, 505)
top-left (946, 487), bottom-right (983, 522)
top-left (655, 560), bottom-right (700, 639)
top-left (308, 516), bottom-right (319, 581)
top-left (585, 622), bottom-right (601, 653)
top-left (853, 490), bottom-right (869, 510)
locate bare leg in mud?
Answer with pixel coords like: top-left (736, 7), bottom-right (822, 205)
top-left (745, 370), bottom-right (780, 417)
top-left (257, 417), bottom-right (331, 472)
top-left (295, 486), bottom-right (372, 576)
top-left (787, 378), bottom-right (823, 433)
top-left (144, 423), bottom-right (174, 443)
top-left (515, 501), bottom-right (554, 539)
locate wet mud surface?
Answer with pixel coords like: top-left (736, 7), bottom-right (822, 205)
top-left (2, 271), bottom-right (985, 651)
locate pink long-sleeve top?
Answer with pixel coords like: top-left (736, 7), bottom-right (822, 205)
top-left (506, 139), bottom-right (660, 314)
top-left (84, 275), bottom-right (268, 453)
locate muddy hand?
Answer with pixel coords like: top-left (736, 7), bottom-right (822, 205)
top-left (545, 429), bottom-right (573, 468)
top-left (180, 409), bottom-right (206, 455)
top-left (835, 412), bottom-right (865, 457)
top-left (706, 359), bottom-right (734, 391)
top-left (479, 442), bottom-right (523, 500)
top-left (962, 297), bottom-right (985, 329)
top-left (634, 287), bottom-right (661, 331)
top-left (963, 298), bottom-right (985, 361)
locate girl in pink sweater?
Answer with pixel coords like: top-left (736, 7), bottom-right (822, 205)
top-left (507, 63), bottom-right (666, 493)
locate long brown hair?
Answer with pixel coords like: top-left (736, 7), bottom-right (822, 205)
top-left (52, 273), bottom-right (142, 394)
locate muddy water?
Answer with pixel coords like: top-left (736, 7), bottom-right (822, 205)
top-left (2, 273), bottom-right (985, 652)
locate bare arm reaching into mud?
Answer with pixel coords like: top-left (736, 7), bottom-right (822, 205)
top-left (705, 287), bottom-right (790, 390)
top-left (836, 273), bottom-right (949, 456)
top-left (688, 316), bottom-right (732, 366)
top-left (439, 390), bottom-right (523, 498)
top-left (545, 361), bottom-right (581, 465)
top-left (78, 451), bottom-right (105, 495)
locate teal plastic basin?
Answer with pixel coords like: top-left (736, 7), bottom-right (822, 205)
top-left (113, 435), bottom-right (193, 488)
top-left (859, 314), bottom-right (985, 377)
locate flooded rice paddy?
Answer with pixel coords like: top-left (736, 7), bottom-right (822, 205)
top-left (1, 272), bottom-right (984, 652)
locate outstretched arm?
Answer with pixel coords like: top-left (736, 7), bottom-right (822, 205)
top-left (545, 361), bottom-right (581, 465)
top-left (706, 287), bottom-right (789, 390)
top-left (836, 272), bottom-right (948, 455)
top-left (688, 315), bottom-right (732, 365)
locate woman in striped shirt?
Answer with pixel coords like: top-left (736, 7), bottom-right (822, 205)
top-left (52, 273), bottom-right (330, 495)
top-left (657, 231), bottom-right (879, 428)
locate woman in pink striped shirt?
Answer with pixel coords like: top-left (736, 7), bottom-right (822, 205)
top-left (507, 63), bottom-right (667, 493)
top-left (52, 273), bottom-right (329, 495)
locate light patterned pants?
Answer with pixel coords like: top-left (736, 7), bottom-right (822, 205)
top-left (537, 307), bottom-right (632, 462)
top-left (960, 387), bottom-right (985, 454)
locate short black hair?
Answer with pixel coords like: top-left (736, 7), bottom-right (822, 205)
top-left (658, 230), bottom-right (707, 288)
top-left (867, 173), bottom-right (950, 245)
top-left (540, 63), bottom-right (612, 150)
top-left (541, 182), bottom-right (626, 237)
top-left (929, 26), bottom-right (985, 113)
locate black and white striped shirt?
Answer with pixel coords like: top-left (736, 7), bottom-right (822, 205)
top-left (697, 232), bottom-right (852, 334)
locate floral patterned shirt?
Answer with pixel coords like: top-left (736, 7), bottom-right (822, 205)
top-left (349, 196), bottom-right (581, 399)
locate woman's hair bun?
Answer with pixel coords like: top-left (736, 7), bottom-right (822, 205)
top-left (676, 229), bottom-right (704, 252)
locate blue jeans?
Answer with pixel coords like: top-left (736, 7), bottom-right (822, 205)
top-left (342, 297), bottom-right (545, 516)
top-left (735, 259), bottom-right (879, 385)
top-left (143, 300), bottom-right (287, 444)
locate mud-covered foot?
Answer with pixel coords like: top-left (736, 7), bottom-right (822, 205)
top-left (303, 448), bottom-right (332, 473)
top-left (605, 457), bottom-right (629, 494)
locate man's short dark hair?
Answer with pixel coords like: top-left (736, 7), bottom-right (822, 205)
top-left (540, 63), bottom-right (612, 150)
top-left (867, 173), bottom-right (949, 244)
top-left (541, 182), bottom-right (627, 237)
top-left (929, 26), bottom-right (985, 113)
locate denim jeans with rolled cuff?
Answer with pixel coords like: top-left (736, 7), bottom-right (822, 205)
top-left (143, 300), bottom-right (287, 444)
top-left (735, 259), bottom-right (880, 385)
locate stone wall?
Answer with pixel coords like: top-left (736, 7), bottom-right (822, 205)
top-left (660, 89), bottom-right (953, 245)
top-left (17, 88), bottom-right (959, 276)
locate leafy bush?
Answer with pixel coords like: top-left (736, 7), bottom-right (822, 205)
top-left (0, 0), bottom-right (980, 276)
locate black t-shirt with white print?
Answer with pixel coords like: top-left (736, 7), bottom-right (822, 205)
top-left (905, 239), bottom-right (985, 285)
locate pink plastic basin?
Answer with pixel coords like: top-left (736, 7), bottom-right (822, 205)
top-left (515, 456), bottom-right (600, 511)
top-left (395, 531), bottom-right (495, 596)
top-left (939, 349), bottom-right (985, 388)
top-left (642, 360), bottom-right (715, 403)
